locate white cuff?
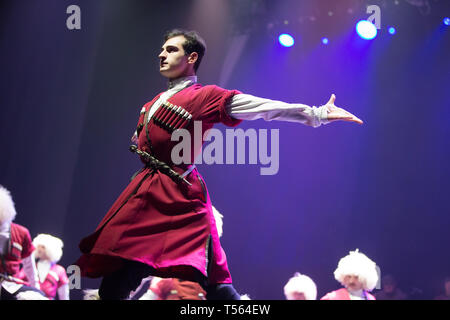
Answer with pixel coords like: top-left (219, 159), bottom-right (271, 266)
top-left (58, 283), bottom-right (70, 300)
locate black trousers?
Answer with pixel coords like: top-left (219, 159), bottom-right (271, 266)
top-left (98, 260), bottom-right (241, 300)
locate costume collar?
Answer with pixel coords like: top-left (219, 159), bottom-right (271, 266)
top-left (347, 288), bottom-right (365, 298)
top-left (168, 75), bottom-right (197, 90)
top-left (37, 259), bottom-right (53, 281)
top-left (0, 222), bottom-right (10, 233)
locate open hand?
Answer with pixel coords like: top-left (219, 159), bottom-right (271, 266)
top-left (325, 94), bottom-right (363, 124)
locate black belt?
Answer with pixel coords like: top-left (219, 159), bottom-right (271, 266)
top-left (0, 272), bottom-right (28, 285)
top-left (129, 145), bottom-right (191, 186)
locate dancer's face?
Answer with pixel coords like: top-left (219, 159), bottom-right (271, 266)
top-left (158, 35), bottom-right (197, 80)
top-left (290, 292), bottom-right (306, 300)
top-left (343, 275), bottom-right (364, 291)
top-left (35, 244), bottom-right (49, 260)
top-left (383, 283), bottom-right (395, 293)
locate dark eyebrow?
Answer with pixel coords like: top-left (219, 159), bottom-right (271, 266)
top-left (161, 45), bottom-right (179, 51)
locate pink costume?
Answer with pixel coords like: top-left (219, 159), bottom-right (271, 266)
top-left (38, 263), bottom-right (69, 300)
top-left (321, 288), bottom-right (376, 300)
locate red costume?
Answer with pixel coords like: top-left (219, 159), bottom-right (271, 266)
top-left (0, 223), bottom-right (35, 282)
top-left (321, 288), bottom-right (376, 300)
top-left (151, 278), bottom-right (206, 300)
top-left (77, 84), bottom-right (241, 285)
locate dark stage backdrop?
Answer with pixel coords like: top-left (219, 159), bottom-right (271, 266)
top-left (1, 0), bottom-right (449, 300)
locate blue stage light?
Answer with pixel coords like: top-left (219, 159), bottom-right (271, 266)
top-left (321, 37), bottom-right (329, 45)
top-left (356, 20), bottom-right (377, 40)
top-left (388, 27), bottom-right (396, 35)
top-left (444, 17), bottom-right (450, 26)
top-left (278, 34), bottom-right (294, 47)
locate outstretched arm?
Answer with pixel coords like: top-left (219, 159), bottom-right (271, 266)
top-left (227, 93), bottom-right (363, 126)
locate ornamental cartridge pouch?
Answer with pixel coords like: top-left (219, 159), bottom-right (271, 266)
top-left (152, 102), bottom-right (193, 133)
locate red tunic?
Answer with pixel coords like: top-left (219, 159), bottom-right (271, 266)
top-left (77, 84), bottom-right (241, 284)
top-left (151, 278), bottom-right (206, 300)
top-left (0, 223), bottom-right (35, 281)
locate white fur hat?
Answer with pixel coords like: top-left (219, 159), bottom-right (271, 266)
top-left (0, 185), bottom-right (17, 225)
top-left (33, 234), bottom-right (64, 263)
top-left (211, 205), bottom-right (224, 238)
top-left (284, 272), bottom-right (317, 300)
top-left (334, 249), bottom-right (379, 291)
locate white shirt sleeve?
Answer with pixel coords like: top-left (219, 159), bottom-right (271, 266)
top-left (22, 253), bottom-right (39, 289)
top-left (227, 93), bottom-right (330, 128)
top-left (57, 283), bottom-right (70, 300)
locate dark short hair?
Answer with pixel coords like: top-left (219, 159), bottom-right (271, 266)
top-left (163, 29), bottom-right (206, 72)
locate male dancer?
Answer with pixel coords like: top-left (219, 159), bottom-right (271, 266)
top-left (284, 272), bottom-right (317, 300)
top-left (33, 234), bottom-right (70, 300)
top-left (0, 185), bottom-right (47, 300)
top-left (76, 29), bottom-right (363, 300)
top-left (321, 249), bottom-right (378, 300)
